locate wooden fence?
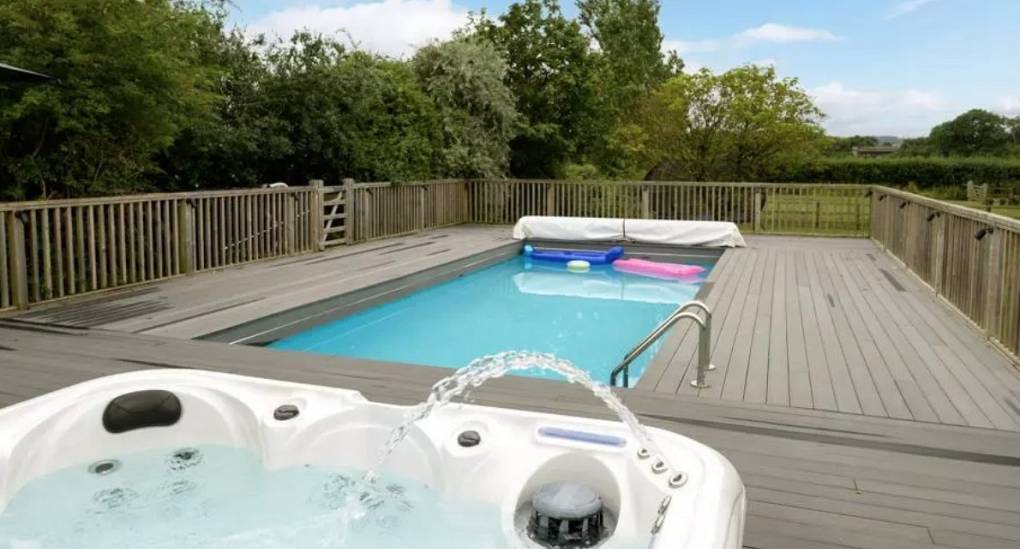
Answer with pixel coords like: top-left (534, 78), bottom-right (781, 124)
top-left (1, 187), bottom-right (319, 310)
top-left (340, 180), bottom-right (469, 245)
top-left (467, 180), bottom-right (872, 236)
top-left (3, 178), bottom-right (1018, 363)
top-left (871, 186), bottom-right (1020, 362)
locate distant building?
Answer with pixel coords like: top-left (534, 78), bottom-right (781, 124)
top-left (851, 145), bottom-right (899, 158)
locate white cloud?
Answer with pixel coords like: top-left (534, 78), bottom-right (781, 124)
top-left (886, 0), bottom-right (937, 19)
top-left (810, 82), bottom-right (954, 136)
top-left (998, 96), bottom-right (1020, 117)
top-left (736, 23), bottom-right (840, 44)
top-left (249, 0), bottom-right (469, 58)
top-left (662, 38), bottom-right (721, 55)
top-left (663, 22), bottom-right (839, 66)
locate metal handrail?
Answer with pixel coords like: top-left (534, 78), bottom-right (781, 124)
top-left (609, 301), bottom-right (714, 389)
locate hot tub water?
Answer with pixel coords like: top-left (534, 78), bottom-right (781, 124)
top-left (0, 445), bottom-right (510, 549)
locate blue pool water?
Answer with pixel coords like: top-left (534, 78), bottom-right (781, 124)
top-left (271, 255), bottom-right (712, 384)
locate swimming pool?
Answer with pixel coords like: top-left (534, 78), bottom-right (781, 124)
top-left (270, 252), bottom-right (713, 383)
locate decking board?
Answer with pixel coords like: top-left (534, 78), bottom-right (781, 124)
top-left (643, 235), bottom-right (1020, 431)
top-left (4, 227), bottom-right (1020, 548)
top-left (2, 320), bottom-right (1020, 549)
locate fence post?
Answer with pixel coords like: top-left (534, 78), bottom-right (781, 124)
top-left (284, 191), bottom-right (296, 254)
top-left (545, 184), bottom-right (556, 216)
top-left (177, 200), bottom-right (195, 274)
top-left (869, 188), bottom-right (881, 244)
top-left (418, 184), bottom-right (427, 231)
top-left (309, 179), bottom-right (325, 250)
top-left (342, 178), bottom-right (356, 245)
top-left (932, 212), bottom-right (947, 294)
top-left (983, 227), bottom-right (1004, 338)
top-left (6, 211), bottom-right (29, 309)
top-left (752, 189), bottom-right (763, 233)
top-left (641, 185), bottom-right (650, 219)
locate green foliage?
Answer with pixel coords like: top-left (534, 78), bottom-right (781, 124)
top-left (412, 39), bottom-right (519, 178)
top-left (772, 157), bottom-right (1020, 188)
top-left (261, 34), bottom-right (440, 183)
top-left (576, 0), bottom-right (678, 175)
top-left (578, 0), bottom-right (674, 94)
top-left (825, 135), bottom-right (879, 156)
top-left (14, 0), bottom-right (1016, 201)
top-left (162, 32), bottom-right (442, 187)
top-left (929, 109), bottom-right (1012, 157)
top-left (896, 137), bottom-right (934, 157)
top-left (618, 65), bottom-right (825, 181)
top-left (471, 0), bottom-right (598, 178)
top-left (157, 30), bottom-right (290, 191)
top-left (0, 0), bottom-right (225, 199)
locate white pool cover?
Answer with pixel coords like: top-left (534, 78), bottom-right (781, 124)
top-left (512, 216), bottom-right (747, 248)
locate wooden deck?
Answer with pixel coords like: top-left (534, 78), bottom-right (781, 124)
top-left (641, 236), bottom-right (1020, 431)
top-left (4, 227), bottom-right (1020, 547)
top-left (11, 228), bottom-right (1020, 431)
top-left (12, 225), bottom-right (513, 339)
top-left (1, 320), bottom-right (1019, 549)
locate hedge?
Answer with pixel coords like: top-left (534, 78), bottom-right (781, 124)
top-left (770, 157), bottom-right (1020, 189)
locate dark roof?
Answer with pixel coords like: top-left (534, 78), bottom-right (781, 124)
top-left (0, 62), bottom-right (54, 83)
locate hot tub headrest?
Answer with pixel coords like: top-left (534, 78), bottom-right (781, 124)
top-left (102, 389), bottom-right (182, 434)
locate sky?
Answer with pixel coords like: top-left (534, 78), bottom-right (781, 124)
top-left (228, 0), bottom-right (1020, 137)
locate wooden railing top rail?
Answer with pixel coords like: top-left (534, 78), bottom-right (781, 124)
top-left (874, 185), bottom-right (1020, 232)
top-left (468, 179), bottom-right (874, 191)
top-left (318, 180), bottom-right (465, 192)
top-left (0, 186), bottom-right (315, 212)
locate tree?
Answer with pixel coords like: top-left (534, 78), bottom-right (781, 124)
top-left (157, 30), bottom-right (291, 191)
top-left (929, 109), bottom-right (1011, 157)
top-left (1006, 116), bottom-right (1020, 156)
top-left (576, 0), bottom-right (679, 174)
top-left (576, 0), bottom-right (677, 111)
top-left (412, 39), bottom-right (519, 178)
top-left (897, 137), bottom-right (934, 157)
top-left (825, 135), bottom-right (878, 156)
top-left (260, 33), bottom-right (441, 183)
top-left (0, 0), bottom-right (225, 199)
top-left (619, 66), bottom-right (824, 182)
top-left (471, 0), bottom-right (597, 178)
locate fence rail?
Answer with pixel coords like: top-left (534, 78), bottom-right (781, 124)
top-left (347, 180), bottom-right (469, 244)
top-left (870, 186), bottom-right (1020, 362)
top-left (1, 187), bottom-right (318, 310)
top-left (466, 180), bottom-right (872, 236)
top-left (2, 179), bottom-right (1017, 363)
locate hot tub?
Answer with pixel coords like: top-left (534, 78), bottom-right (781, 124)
top-left (0, 370), bottom-right (744, 548)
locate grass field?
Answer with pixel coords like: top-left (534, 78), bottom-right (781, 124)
top-left (943, 200), bottom-right (1020, 220)
top-left (752, 193), bottom-right (870, 236)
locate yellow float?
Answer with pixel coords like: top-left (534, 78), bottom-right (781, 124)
top-left (566, 259), bottom-right (591, 273)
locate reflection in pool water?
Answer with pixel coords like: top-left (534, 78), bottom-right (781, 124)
top-left (271, 256), bottom-right (712, 383)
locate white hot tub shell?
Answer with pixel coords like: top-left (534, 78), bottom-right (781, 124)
top-left (0, 370), bottom-right (745, 548)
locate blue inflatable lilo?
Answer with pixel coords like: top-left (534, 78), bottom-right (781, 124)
top-left (523, 244), bottom-right (624, 265)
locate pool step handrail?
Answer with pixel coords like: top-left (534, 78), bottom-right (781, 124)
top-left (610, 300), bottom-right (715, 389)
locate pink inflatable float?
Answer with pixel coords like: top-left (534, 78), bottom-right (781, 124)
top-left (612, 258), bottom-right (706, 280)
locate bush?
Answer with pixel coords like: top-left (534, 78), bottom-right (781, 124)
top-left (770, 157), bottom-right (1020, 189)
